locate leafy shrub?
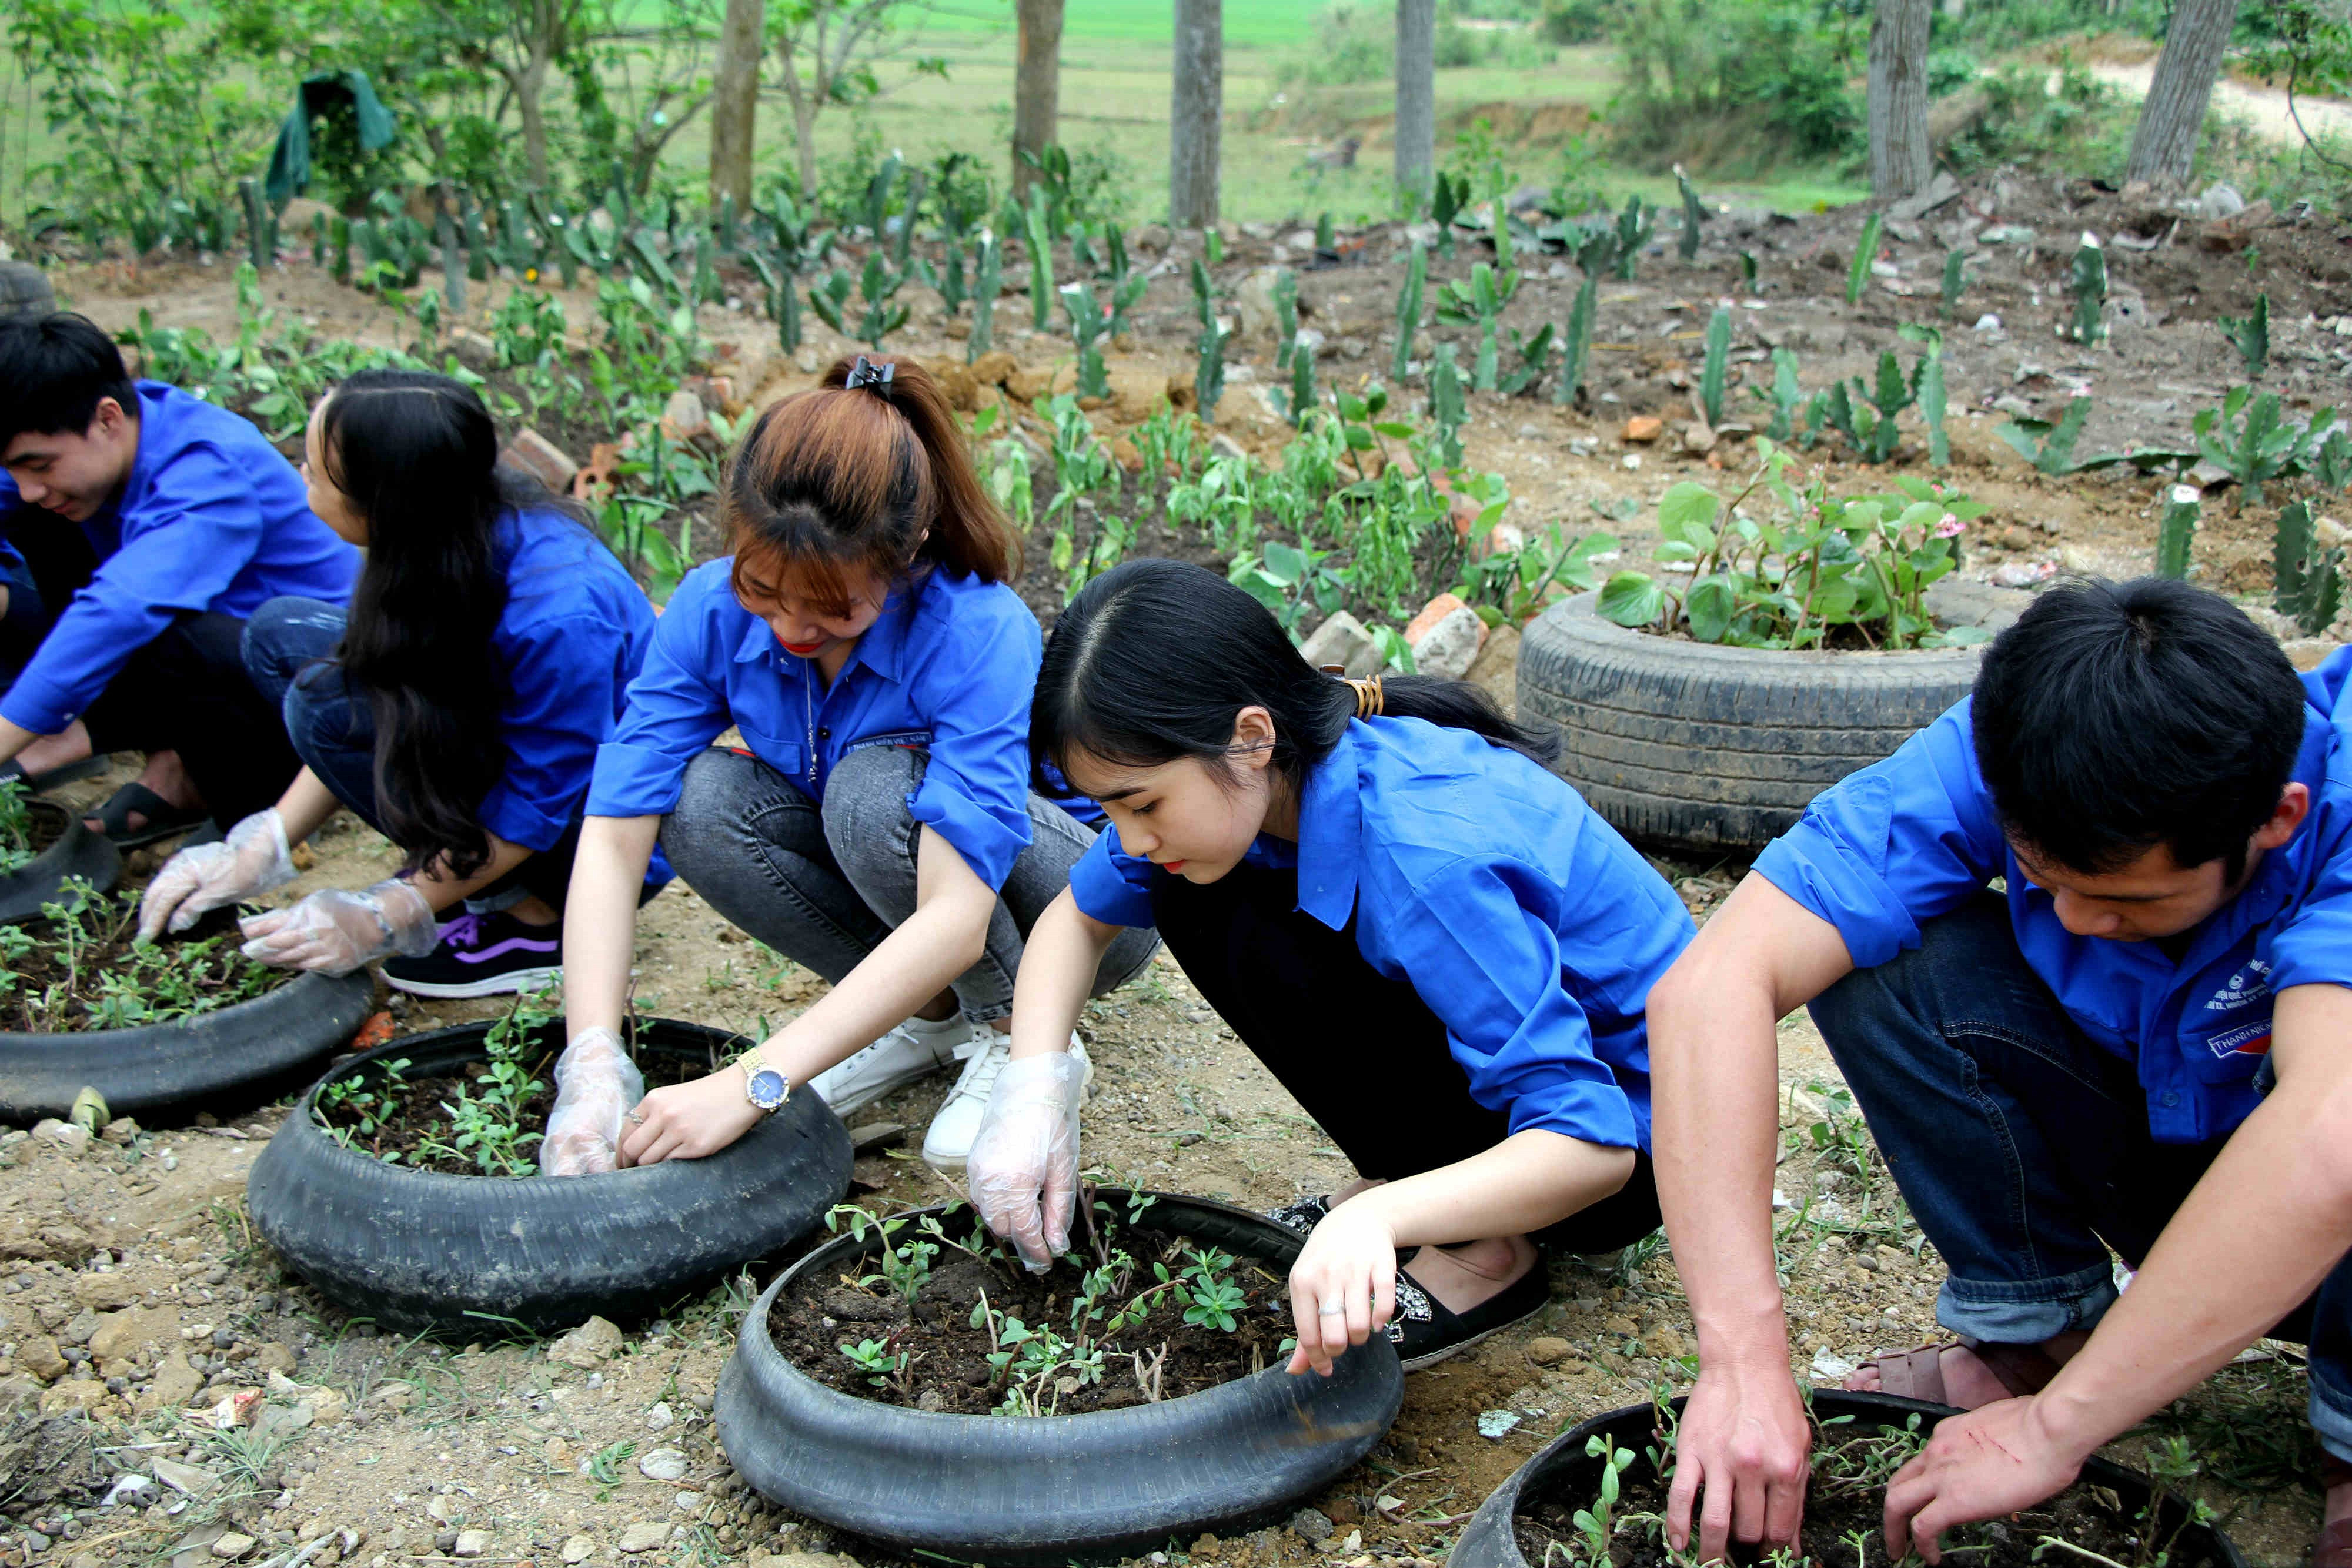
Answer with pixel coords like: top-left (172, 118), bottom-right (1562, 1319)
top-left (1604, 0), bottom-right (1863, 171)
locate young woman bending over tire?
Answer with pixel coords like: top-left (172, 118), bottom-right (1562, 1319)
top-left (139, 370), bottom-right (663, 990)
top-left (967, 559), bottom-right (1696, 1372)
top-left (564, 355), bottom-right (1158, 1175)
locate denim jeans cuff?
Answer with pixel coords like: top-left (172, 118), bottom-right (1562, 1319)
top-left (960, 1001), bottom-right (1013, 1026)
top-left (1935, 1259), bottom-right (2119, 1344)
top-left (2309, 1362), bottom-right (2352, 1465)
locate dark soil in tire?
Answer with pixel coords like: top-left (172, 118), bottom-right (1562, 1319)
top-left (1450, 1393), bottom-right (2248, 1568)
top-left (0, 800), bottom-right (120, 924)
top-left (1519, 591), bottom-right (1983, 857)
top-left (248, 1015), bottom-right (854, 1336)
top-left (717, 1190), bottom-right (1404, 1564)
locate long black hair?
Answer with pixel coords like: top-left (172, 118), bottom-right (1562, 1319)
top-left (319, 369), bottom-right (580, 879)
top-left (1032, 559), bottom-right (1557, 798)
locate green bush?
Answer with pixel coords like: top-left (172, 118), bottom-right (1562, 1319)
top-left (1605, 0), bottom-right (1862, 172)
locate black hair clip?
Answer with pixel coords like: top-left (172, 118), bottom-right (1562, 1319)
top-left (845, 355), bottom-right (894, 393)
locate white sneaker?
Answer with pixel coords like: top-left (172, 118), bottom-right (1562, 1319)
top-left (921, 1032), bottom-right (1092, 1172)
top-left (807, 1012), bottom-right (972, 1118)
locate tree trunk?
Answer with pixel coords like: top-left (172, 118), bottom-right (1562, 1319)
top-left (1170, 0), bottom-right (1222, 230)
top-left (2124, 0), bottom-right (2241, 188)
top-left (709, 0), bottom-right (765, 208)
top-left (1394, 0), bottom-right (1435, 201)
top-left (516, 60), bottom-right (552, 190)
top-left (1867, 0), bottom-right (1932, 203)
top-left (1013, 0), bottom-right (1064, 200)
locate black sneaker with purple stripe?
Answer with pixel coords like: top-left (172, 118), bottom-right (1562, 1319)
top-left (380, 911), bottom-right (563, 998)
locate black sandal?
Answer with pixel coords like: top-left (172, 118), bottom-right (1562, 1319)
top-left (1386, 1255), bottom-right (1552, 1371)
top-left (0, 755), bottom-right (109, 794)
top-left (86, 781), bottom-right (210, 848)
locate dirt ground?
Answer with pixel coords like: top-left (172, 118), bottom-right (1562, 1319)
top-left (4, 173), bottom-right (2347, 1568)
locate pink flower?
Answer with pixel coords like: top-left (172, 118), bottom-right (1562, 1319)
top-left (1934, 512), bottom-right (1965, 538)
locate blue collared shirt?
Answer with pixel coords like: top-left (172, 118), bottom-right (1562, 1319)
top-left (1068, 716), bottom-right (1696, 1151)
top-left (1754, 649), bottom-right (2352, 1145)
top-left (480, 510), bottom-right (662, 861)
top-left (589, 559), bottom-right (1054, 891)
top-left (0, 381), bottom-right (359, 734)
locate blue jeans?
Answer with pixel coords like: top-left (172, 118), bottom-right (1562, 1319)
top-left (1810, 891), bottom-right (2352, 1461)
top-left (241, 596), bottom-right (580, 915)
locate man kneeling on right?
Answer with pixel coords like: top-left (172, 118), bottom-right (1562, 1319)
top-left (1649, 577), bottom-right (2352, 1566)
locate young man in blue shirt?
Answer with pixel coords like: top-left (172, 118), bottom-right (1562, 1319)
top-left (0, 314), bottom-right (358, 842)
top-left (1646, 577), bottom-right (2352, 1567)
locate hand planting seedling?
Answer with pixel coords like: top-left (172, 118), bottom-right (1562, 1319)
top-left (4, 878), bottom-right (283, 1032)
top-left (774, 1193), bottom-right (1280, 1419)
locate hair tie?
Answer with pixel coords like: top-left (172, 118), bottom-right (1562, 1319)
top-left (845, 355), bottom-right (894, 394)
top-left (1345, 676), bottom-right (1384, 719)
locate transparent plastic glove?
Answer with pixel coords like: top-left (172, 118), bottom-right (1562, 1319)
top-left (138, 809), bottom-right (297, 942)
top-left (238, 878), bottom-right (437, 974)
top-left (540, 1028), bottom-right (646, 1177)
top-left (965, 1051), bottom-right (1087, 1273)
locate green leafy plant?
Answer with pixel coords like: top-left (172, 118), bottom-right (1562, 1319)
top-left (14, 878), bottom-right (281, 1032)
top-left (1756, 347), bottom-right (1806, 442)
top-left (1060, 280), bottom-right (1114, 400)
top-left (1232, 539), bottom-right (1346, 632)
top-left (1428, 347), bottom-right (1468, 469)
top-left (1573, 1433), bottom-right (1638, 1564)
top-left (1675, 167), bottom-right (1706, 262)
top-left (2194, 387), bottom-right (2340, 508)
top-left (1596, 450), bottom-right (1987, 651)
top-left (2068, 235), bottom-right (2107, 346)
top-left (2276, 501), bottom-right (2345, 636)
top-left (1999, 397), bottom-right (2124, 477)
top-left (1846, 213), bottom-right (1881, 307)
top-left (1901, 326), bottom-right (1950, 468)
top-left (1940, 249), bottom-right (1969, 322)
top-left (1433, 262), bottom-right (1521, 393)
top-left (1392, 240), bottom-right (1428, 383)
top-left (838, 1335), bottom-right (909, 1390)
top-left (1429, 171), bottom-right (1469, 258)
top-left (1830, 350), bottom-right (1921, 465)
top-left (1555, 272), bottom-right (1598, 409)
top-left (316, 1056), bottom-right (415, 1157)
top-left (0, 781), bottom-right (44, 877)
top-left (1612, 194), bottom-right (1655, 280)
top-left (2218, 294), bottom-right (2269, 378)
top-left (1698, 307), bottom-right (1732, 429)
top-left (420, 988), bottom-right (553, 1178)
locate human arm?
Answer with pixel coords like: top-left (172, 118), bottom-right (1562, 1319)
top-left (138, 770), bottom-right (340, 940)
top-left (1649, 874), bottom-right (1859, 1562)
top-left (967, 886), bottom-right (1123, 1266)
top-left (617, 823), bottom-right (1000, 1166)
top-left (1883, 981), bottom-right (2352, 1562)
top-left (1285, 1129), bottom-right (1633, 1377)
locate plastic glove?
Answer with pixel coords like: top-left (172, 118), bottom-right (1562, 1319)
top-left (238, 878), bottom-right (437, 974)
top-left (138, 810), bottom-right (298, 943)
top-left (540, 1028), bottom-right (646, 1177)
top-left (965, 1051), bottom-right (1087, 1273)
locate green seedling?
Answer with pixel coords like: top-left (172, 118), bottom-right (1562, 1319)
top-left (1195, 313), bottom-right (1232, 425)
top-left (1428, 346), bottom-right (1467, 469)
top-left (1756, 347), bottom-right (1805, 441)
top-left (2194, 387), bottom-right (2338, 507)
top-left (1999, 397), bottom-right (2126, 477)
top-left (2276, 501), bottom-right (2345, 637)
top-left (1272, 268), bottom-right (1300, 372)
top-left (1285, 345), bottom-right (1318, 428)
top-left (1612, 195), bottom-right (1655, 280)
top-left (1698, 307), bottom-right (1732, 429)
top-left (1315, 212), bottom-right (1334, 250)
top-left (2069, 234), bottom-right (2107, 345)
top-left (1675, 166), bottom-right (1706, 262)
top-left (2156, 486), bottom-right (2200, 580)
top-left (1573, 1433), bottom-right (1637, 1565)
top-left (1024, 193), bottom-right (1055, 332)
top-left (1901, 325), bottom-right (1950, 467)
top-left (1433, 261), bottom-right (1521, 392)
top-left (838, 1336), bottom-right (908, 1390)
top-left (1834, 350), bottom-right (1920, 465)
top-left (1429, 172), bottom-right (1469, 258)
top-left (1501, 323), bottom-right (1558, 398)
top-left (1392, 240), bottom-right (1427, 383)
top-left (1847, 213), bottom-right (1882, 307)
top-left (1940, 249), bottom-right (1968, 321)
top-left (969, 232), bottom-right (1002, 362)
top-left (1555, 272), bottom-right (1597, 409)
top-left (1060, 280), bottom-right (1113, 400)
top-left (2219, 293), bottom-right (2269, 377)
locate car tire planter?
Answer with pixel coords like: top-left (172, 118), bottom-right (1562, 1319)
top-left (0, 969), bottom-right (372, 1125)
top-left (1518, 592), bottom-right (1983, 857)
top-left (716, 1191), bottom-right (1405, 1564)
top-left (0, 801), bottom-right (120, 924)
top-left (1446, 1390), bottom-right (2252, 1568)
top-left (248, 1018), bottom-right (854, 1336)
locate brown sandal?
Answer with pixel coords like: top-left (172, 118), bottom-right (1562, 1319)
top-left (2317, 1459), bottom-right (2352, 1568)
top-left (1847, 1338), bottom-right (2064, 1407)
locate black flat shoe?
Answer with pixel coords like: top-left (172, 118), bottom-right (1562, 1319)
top-left (1387, 1258), bottom-right (1551, 1371)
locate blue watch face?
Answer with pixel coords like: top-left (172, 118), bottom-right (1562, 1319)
top-left (747, 1067), bottom-right (789, 1109)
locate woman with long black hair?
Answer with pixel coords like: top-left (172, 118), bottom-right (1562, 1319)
top-left (968, 559), bottom-right (1697, 1372)
top-left (138, 369), bottom-right (663, 994)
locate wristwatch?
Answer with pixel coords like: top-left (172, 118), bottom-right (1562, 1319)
top-left (738, 1048), bottom-right (791, 1114)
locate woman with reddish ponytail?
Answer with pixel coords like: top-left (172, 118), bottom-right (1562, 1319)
top-left (551, 356), bottom-right (1158, 1175)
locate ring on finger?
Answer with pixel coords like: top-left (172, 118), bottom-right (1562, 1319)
top-left (623, 1111), bottom-right (644, 1125)
top-left (1317, 1303), bottom-right (1346, 1315)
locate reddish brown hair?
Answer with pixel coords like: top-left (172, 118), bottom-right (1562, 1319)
top-left (725, 355), bottom-right (1014, 617)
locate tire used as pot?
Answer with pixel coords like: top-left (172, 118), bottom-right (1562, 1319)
top-left (0, 969), bottom-right (372, 1126)
top-left (1446, 1390), bottom-right (2250, 1568)
top-left (0, 800), bottom-right (121, 924)
top-left (717, 1191), bottom-right (1405, 1564)
top-left (1518, 591), bottom-right (1984, 857)
top-left (249, 1017), bottom-right (854, 1336)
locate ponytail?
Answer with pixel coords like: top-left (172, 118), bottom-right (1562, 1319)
top-left (724, 354), bottom-right (1015, 614)
top-left (1032, 559), bottom-right (1556, 795)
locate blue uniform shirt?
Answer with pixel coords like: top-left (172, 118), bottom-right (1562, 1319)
top-left (482, 510), bottom-right (662, 868)
top-left (1069, 716), bottom-right (1697, 1151)
top-left (1754, 650), bottom-right (2352, 1145)
top-left (0, 381), bottom-right (358, 734)
top-left (589, 559), bottom-right (1058, 891)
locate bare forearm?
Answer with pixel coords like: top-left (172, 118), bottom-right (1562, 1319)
top-left (411, 833), bottom-right (534, 913)
top-left (2028, 986), bottom-right (2352, 1463)
top-left (1352, 1129), bottom-right (1635, 1247)
top-left (272, 769), bottom-right (341, 844)
top-left (1008, 889), bottom-right (1118, 1062)
top-left (0, 718), bottom-right (31, 768)
top-left (761, 891), bottom-right (993, 1084)
top-left (563, 815), bottom-right (660, 1038)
